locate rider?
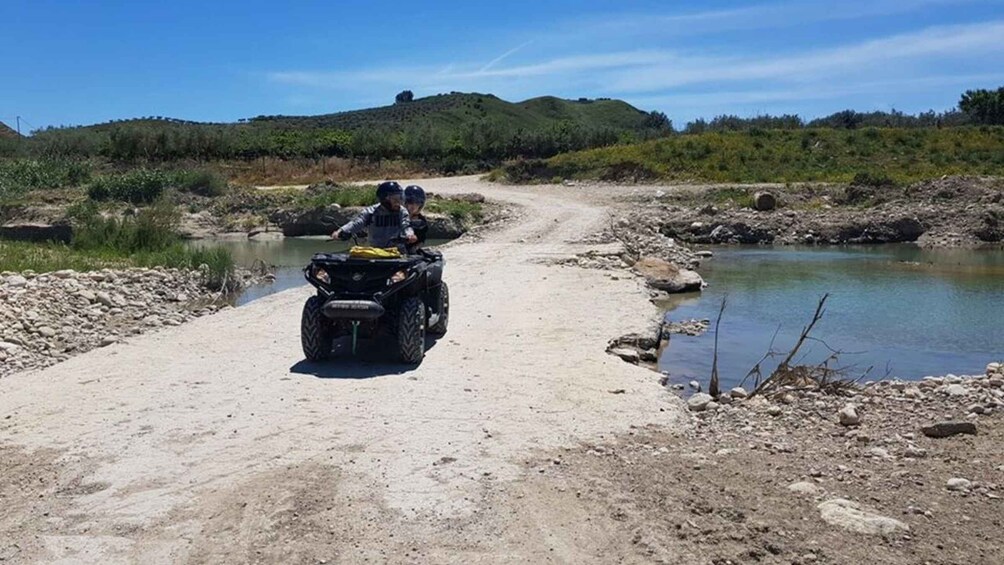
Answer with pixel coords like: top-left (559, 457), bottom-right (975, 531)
top-left (331, 181), bottom-right (417, 248)
top-left (404, 185), bottom-right (429, 249)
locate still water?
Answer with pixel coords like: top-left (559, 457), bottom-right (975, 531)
top-left (659, 246), bottom-right (1004, 386)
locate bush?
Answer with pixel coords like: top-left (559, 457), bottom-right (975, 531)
top-left (87, 169), bottom-right (167, 203)
top-left (0, 159), bottom-right (92, 200)
top-left (173, 169), bottom-right (228, 196)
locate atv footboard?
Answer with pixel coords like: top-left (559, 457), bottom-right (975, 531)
top-left (322, 300), bottom-right (385, 320)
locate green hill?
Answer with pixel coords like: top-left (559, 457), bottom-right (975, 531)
top-left (22, 93), bottom-right (671, 167)
top-left (0, 121), bottom-right (19, 139)
top-left (246, 93), bottom-right (656, 132)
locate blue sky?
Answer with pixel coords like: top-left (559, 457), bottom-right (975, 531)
top-left (3, 0), bottom-right (1003, 130)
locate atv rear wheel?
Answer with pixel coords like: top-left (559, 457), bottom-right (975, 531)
top-left (428, 281), bottom-right (449, 335)
top-left (301, 295), bottom-right (332, 361)
top-left (397, 296), bottom-right (425, 363)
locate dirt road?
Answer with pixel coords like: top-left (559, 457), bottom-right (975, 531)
top-left (0, 177), bottom-right (684, 563)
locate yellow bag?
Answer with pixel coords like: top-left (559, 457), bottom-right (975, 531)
top-left (349, 246), bottom-right (402, 259)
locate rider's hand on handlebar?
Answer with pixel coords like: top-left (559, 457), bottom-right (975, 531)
top-left (329, 229), bottom-right (341, 241)
top-left (406, 234), bottom-right (418, 244)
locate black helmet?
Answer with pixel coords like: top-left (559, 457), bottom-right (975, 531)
top-left (376, 181), bottom-right (404, 202)
top-left (404, 185), bottom-right (426, 207)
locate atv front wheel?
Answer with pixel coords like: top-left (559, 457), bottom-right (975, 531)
top-left (428, 281), bottom-right (449, 335)
top-left (397, 296), bottom-right (426, 363)
top-left (301, 295), bottom-right (332, 361)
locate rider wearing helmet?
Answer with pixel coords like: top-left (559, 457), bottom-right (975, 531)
top-left (404, 185), bottom-right (429, 249)
top-left (332, 181), bottom-right (417, 248)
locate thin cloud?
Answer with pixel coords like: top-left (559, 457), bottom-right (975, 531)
top-left (564, 0), bottom-right (995, 38)
top-left (480, 40), bottom-right (534, 73)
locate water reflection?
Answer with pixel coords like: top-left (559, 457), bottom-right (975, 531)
top-left (660, 245), bottom-right (1004, 384)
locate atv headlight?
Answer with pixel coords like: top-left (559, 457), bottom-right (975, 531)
top-left (313, 266), bottom-right (331, 285)
top-left (388, 270), bottom-right (407, 285)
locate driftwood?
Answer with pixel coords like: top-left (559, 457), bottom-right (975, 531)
top-left (708, 296), bottom-right (726, 398)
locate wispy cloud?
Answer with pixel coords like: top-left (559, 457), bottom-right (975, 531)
top-left (480, 40), bottom-right (534, 73)
top-left (564, 0), bottom-right (995, 38)
top-left (265, 0), bottom-right (1004, 119)
top-left (268, 21), bottom-right (1004, 93)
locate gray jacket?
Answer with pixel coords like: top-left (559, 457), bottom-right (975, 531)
top-left (339, 204), bottom-right (414, 248)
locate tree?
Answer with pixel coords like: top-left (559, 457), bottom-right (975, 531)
top-left (395, 90), bottom-right (415, 104)
top-left (959, 87), bottom-right (1004, 125)
top-left (642, 110), bottom-right (673, 132)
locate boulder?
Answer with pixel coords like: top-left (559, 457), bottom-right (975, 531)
top-left (817, 499), bottom-right (909, 535)
top-left (633, 257), bottom-right (703, 293)
top-left (687, 393), bottom-right (714, 412)
top-left (753, 191), bottom-right (777, 211)
top-left (838, 403), bottom-right (860, 426)
top-left (609, 347), bottom-right (640, 364)
top-left (729, 386), bottom-right (749, 399)
top-left (921, 421), bottom-right (977, 438)
top-left (946, 478), bottom-right (972, 491)
top-left (4, 274), bottom-right (28, 287)
top-left (788, 481), bottom-right (823, 496)
top-left (0, 222), bottom-right (72, 244)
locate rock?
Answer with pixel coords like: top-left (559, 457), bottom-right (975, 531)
top-left (76, 290), bottom-right (97, 302)
top-left (867, 447), bottom-right (891, 459)
top-left (37, 326), bottom-right (56, 338)
top-left (946, 478), bottom-right (972, 491)
top-left (729, 386), bottom-right (749, 399)
top-left (766, 405), bottom-right (783, 417)
top-left (838, 404), bottom-right (860, 426)
top-left (0, 222), bottom-right (72, 244)
top-left (945, 384), bottom-right (969, 396)
top-left (4, 274), bottom-right (28, 287)
top-left (689, 380), bottom-right (701, 391)
top-left (788, 481), bottom-right (823, 496)
top-left (95, 292), bottom-right (114, 307)
top-left (688, 393), bottom-right (714, 412)
top-left (52, 269), bottom-right (76, 278)
top-left (921, 421), bottom-right (977, 438)
top-left (987, 362), bottom-right (1002, 376)
top-left (633, 257), bottom-right (704, 293)
top-left (967, 403), bottom-right (987, 415)
top-left (817, 499), bottom-right (909, 535)
top-left (903, 446), bottom-right (928, 459)
top-left (903, 387), bottom-right (922, 399)
top-left (609, 347), bottom-right (640, 364)
top-left (99, 336), bottom-right (117, 347)
top-left (753, 191), bottom-right (777, 211)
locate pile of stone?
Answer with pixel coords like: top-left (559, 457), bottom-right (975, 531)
top-left (0, 268), bottom-right (236, 378)
top-left (611, 212), bottom-right (699, 269)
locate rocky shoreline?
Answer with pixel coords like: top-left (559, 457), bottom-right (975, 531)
top-left (523, 364), bottom-right (1004, 563)
top-left (621, 175), bottom-right (1004, 248)
top-left (0, 268), bottom-right (261, 378)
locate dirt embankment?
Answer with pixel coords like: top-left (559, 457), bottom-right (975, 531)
top-left (620, 176), bottom-right (1004, 248)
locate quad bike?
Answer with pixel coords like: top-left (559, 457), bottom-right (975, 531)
top-left (300, 234), bottom-right (448, 364)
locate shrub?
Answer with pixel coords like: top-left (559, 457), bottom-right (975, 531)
top-left (173, 169), bottom-right (228, 196)
top-left (87, 169), bottom-right (167, 203)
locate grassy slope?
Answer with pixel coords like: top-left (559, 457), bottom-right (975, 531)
top-left (500, 126), bottom-right (1004, 183)
top-left (71, 93), bottom-right (651, 134)
top-left (0, 122), bottom-right (19, 139)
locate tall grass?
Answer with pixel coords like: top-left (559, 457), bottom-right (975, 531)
top-left (86, 168), bottom-right (228, 203)
top-left (0, 159), bottom-right (92, 201)
top-left (1, 202), bottom-right (236, 290)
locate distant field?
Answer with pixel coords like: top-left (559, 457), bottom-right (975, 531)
top-left (495, 126), bottom-right (1004, 184)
